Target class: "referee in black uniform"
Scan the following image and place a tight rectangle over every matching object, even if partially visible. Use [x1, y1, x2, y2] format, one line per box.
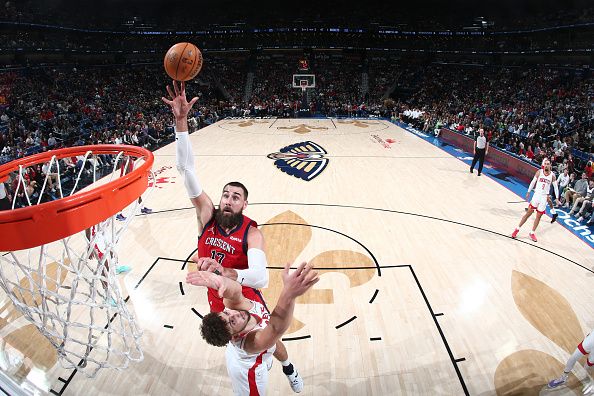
[470, 128, 488, 176]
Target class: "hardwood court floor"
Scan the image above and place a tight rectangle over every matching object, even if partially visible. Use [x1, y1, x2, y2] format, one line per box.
[1, 118, 593, 395]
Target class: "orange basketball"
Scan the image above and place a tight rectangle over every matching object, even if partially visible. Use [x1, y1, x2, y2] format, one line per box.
[163, 42, 203, 81]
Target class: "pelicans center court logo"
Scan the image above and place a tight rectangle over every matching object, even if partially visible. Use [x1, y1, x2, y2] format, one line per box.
[267, 141, 329, 181]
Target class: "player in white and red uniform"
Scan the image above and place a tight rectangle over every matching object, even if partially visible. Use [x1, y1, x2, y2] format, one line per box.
[186, 262, 319, 396]
[512, 158, 559, 242]
[85, 221, 129, 306]
[548, 331, 594, 393]
[225, 300, 276, 395]
[116, 155, 152, 222]
[162, 80, 303, 392]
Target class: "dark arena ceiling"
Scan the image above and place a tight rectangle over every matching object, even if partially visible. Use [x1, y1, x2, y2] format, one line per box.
[11, 0, 594, 29]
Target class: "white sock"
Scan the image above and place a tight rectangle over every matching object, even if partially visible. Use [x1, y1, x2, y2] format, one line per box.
[550, 208, 556, 215]
[563, 348, 583, 373]
[281, 359, 291, 367]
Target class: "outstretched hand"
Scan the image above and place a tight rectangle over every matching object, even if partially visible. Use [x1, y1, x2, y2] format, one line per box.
[161, 80, 198, 121]
[193, 256, 223, 275]
[281, 261, 319, 299]
[186, 271, 228, 298]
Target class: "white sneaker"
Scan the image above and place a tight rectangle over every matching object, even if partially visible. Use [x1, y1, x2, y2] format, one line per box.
[548, 374, 568, 388]
[584, 380, 594, 395]
[286, 369, 303, 393]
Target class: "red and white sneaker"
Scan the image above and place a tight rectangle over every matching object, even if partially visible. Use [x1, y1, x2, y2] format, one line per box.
[511, 229, 519, 239]
[529, 232, 537, 242]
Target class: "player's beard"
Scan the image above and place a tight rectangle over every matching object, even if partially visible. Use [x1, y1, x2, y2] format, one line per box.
[215, 207, 243, 230]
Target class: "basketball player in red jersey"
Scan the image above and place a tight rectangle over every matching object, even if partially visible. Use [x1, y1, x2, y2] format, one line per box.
[162, 81, 303, 393]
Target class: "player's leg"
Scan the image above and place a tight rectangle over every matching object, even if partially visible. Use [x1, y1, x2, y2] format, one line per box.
[549, 333, 594, 389]
[512, 206, 534, 238]
[547, 196, 558, 223]
[139, 196, 153, 214]
[225, 347, 252, 396]
[273, 341, 304, 393]
[112, 251, 131, 275]
[530, 211, 544, 242]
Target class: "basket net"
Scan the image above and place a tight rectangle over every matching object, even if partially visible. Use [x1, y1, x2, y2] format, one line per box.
[0, 148, 152, 377]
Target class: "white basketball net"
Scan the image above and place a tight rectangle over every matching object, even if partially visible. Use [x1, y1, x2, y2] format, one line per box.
[0, 150, 152, 377]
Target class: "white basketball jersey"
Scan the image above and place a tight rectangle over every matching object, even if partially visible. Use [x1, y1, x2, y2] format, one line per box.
[534, 169, 553, 196]
[228, 300, 274, 361]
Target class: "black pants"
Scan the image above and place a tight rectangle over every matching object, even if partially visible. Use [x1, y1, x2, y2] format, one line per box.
[471, 148, 486, 174]
[0, 197, 10, 211]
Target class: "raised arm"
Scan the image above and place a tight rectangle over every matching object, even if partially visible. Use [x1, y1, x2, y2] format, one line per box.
[162, 80, 215, 231]
[243, 262, 319, 354]
[186, 270, 252, 311]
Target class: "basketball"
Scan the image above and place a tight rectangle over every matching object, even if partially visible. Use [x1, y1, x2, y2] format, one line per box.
[163, 42, 203, 81]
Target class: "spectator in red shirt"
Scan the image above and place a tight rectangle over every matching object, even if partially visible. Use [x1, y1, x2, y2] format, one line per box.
[586, 160, 593, 179]
[526, 145, 534, 160]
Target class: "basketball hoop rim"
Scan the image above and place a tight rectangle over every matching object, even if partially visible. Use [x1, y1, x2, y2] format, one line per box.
[0, 145, 154, 251]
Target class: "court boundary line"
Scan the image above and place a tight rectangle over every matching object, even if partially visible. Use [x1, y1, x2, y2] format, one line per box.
[52, 254, 469, 396]
[145, 204, 592, 272]
[392, 120, 594, 250]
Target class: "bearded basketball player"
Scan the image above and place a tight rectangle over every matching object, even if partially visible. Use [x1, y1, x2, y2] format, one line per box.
[162, 80, 303, 393]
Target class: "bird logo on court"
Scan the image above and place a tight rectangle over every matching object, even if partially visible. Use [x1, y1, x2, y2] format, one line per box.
[277, 124, 329, 134]
[337, 120, 381, 128]
[228, 120, 270, 127]
[267, 141, 329, 181]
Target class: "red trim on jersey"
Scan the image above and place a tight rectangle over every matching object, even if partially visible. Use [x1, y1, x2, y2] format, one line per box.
[248, 351, 266, 395]
[578, 341, 588, 355]
[120, 159, 134, 177]
[528, 203, 546, 214]
[587, 358, 593, 367]
[91, 226, 104, 259]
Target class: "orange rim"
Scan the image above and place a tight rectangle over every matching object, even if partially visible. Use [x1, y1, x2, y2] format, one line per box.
[0, 145, 154, 251]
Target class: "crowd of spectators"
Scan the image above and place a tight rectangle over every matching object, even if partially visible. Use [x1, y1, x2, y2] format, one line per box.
[0, 57, 592, 228]
[394, 64, 593, 225]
